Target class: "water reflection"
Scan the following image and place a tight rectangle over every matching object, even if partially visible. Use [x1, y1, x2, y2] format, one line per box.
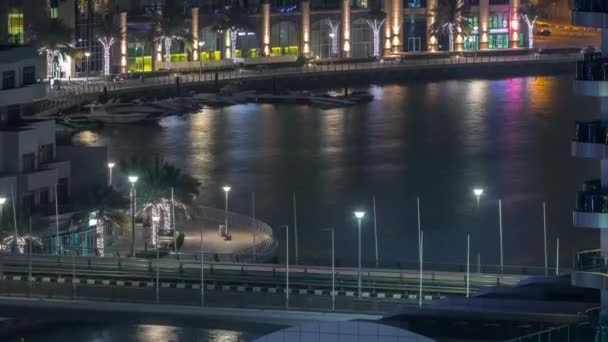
[72, 76, 600, 268]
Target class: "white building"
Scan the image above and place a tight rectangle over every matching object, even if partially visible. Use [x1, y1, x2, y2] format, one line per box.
[0, 45, 46, 120]
[0, 120, 70, 213]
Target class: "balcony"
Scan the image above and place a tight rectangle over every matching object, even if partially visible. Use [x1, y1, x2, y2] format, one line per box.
[572, 249, 608, 289]
[573, 0, 608, 28]
[0, 83, 46, 107]
[572, 121, 608, 159]
[574, 55, 608, 96]
[574, 184, 608, 228]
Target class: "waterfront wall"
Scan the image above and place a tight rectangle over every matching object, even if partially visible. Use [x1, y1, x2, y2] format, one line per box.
[112, 58, 576, 101]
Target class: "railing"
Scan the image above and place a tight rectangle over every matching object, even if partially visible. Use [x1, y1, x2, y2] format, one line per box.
[195, 206, 277, 262]
[574, 0, 608, 13]
[575, 249, 608, 273]
[574, 121, 608, 144]
[39, 51, 580, 116]
[575, 190, 608, 213]
[576, 52, 608, 81]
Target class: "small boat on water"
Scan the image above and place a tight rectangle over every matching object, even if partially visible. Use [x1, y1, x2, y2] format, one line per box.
[58, 114, 101, 129]
[87, 112, 153, 124]
[192, 93, 237, 107]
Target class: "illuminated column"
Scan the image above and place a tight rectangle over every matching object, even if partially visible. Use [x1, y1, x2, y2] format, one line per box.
[383, 0, 392, 55]
[155, 10, 163, 64]
[479, 0, 489, 49]
[341, 0, 351, 58]
[426, 0, 437, 52]
[509, 0, 520, 48]
[301, 0, 311, 57]
[391, 0, 403, 53]
[262, 0, 271, 56]
[192, 7, 199, 61]
[120, 12, 127, 74]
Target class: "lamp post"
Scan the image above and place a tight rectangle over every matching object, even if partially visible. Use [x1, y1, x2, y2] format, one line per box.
[0, 197, 5, 232]
[84, 51, 91, 84]
[279, 225, 289, 309]
[128, 176, 138, 256]
[329, 32, 336, 58]
[153, 215, 160, 304]
[200, 217, 205, 306]
[473, 188, 484, 208]
[198, 41, 205, 81]
[107, 162, 115, 188]
[354, 211, 365, 297]
[322, 228, 335, 311]
[222, 186, 231, 237]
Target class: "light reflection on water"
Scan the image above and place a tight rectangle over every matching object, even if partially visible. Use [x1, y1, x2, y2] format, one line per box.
[15, 324, 251, 342]
[72, 76, 600, 268]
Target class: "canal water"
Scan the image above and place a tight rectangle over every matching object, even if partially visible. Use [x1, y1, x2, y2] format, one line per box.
[74, 75, 598, 269]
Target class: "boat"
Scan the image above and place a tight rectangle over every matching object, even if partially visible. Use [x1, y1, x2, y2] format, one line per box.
[192, 93, 237, 107]
[349, 91, 374, 103]
[58, 114, 101, 129]
[87, 111, 153, 124]
[311, 96, 357, 109]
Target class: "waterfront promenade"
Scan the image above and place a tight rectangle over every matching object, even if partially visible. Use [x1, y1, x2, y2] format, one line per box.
[39, 50, 581, 116]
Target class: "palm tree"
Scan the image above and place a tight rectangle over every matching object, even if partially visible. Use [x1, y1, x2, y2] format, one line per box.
[76, 185, 128, 256]
[519, 2, 545, 49]
[151, 4, 191, 70]
[428, 0, 472, 52]
[366, 3, 386, 58]
[213, 5, 253, 62]
[29, 14, 74, 80]
[120, 156, 200, 251]
[96, 15, 120, 76]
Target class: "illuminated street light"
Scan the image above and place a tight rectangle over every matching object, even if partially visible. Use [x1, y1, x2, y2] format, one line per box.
[354, 211, 365, 297]
[0, 196, 5, 232]
[84, 51, 91, 84]
[129, 176, 138, 256]
[107, 162, 115, 187]
[473, 187, 483, 208]
[223, 186, 231, 237]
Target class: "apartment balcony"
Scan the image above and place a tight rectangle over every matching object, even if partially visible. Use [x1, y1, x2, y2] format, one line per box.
[574, 57, 608, 97]
[0, 83, 46, 107]
[574, 184, 608, 228]
[572, 120, 608, 159]
[573, 0, 608, 28]
[572, 249, 607, 289]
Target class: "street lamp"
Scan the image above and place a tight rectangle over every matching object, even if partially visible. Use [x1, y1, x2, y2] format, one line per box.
[107, 162, 115, 188]
[329, 32, 336, 58]
[152, 215, 160, 304]
[354, 211, 365, 297]
[128, 176, 138, 256]
[222, 186, 231, 237]
[473, 187, 484, 208]
[322, 228, 335, 311]
[279, 225, 289, 309]
[0, 197, 5, 231]
[198, 41, 205, 81]
[84, 51, 91, 84]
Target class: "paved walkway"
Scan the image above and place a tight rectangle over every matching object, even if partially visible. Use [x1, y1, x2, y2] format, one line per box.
[110, 207, 274, 261]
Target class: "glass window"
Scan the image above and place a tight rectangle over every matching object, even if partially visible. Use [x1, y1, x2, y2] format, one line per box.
[51, 7, 59, 18]
[489, 33, 509, 49]
[38, 187, 50, 206]
[489, 12, 509, 29]
[3, 71, 15, 89]
[464, 35, 479, 50]
[22, 153, 35, 172]
[38, 144, 54, 164]
[7, 9, 23, 44]
[23, 66, 35, 86]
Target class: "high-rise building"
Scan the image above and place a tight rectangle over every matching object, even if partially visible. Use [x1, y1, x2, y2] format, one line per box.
[570, 0, 608, 340]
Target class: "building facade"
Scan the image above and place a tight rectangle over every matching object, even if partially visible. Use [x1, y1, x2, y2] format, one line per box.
[570, 0, 608, 340]
[0, 46, 46, 122]
[0, 0, 542, 76]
